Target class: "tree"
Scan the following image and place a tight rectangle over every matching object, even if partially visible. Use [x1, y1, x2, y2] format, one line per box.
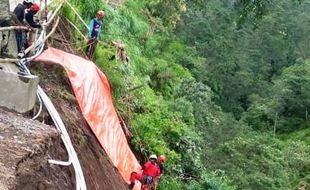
[209, 133, 292, 190]
[147, 0, 186, 30]
[234, 0, 304, 26]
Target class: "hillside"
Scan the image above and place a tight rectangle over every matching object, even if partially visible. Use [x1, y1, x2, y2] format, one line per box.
[1, 0, 309, 190]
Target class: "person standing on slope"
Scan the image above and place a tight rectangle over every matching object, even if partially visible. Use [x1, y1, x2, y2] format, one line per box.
[128, 154, 161, 190]
[86, 10, 105, 60]
[151, 155, 166, 190]
[13, 0, 34, 52]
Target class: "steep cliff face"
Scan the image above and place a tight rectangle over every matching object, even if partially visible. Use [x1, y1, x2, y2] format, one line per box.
[31, 63, 129, 190]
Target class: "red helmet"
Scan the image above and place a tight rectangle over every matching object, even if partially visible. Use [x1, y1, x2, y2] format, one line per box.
[30, 3, 40, 13]
[97, 10, 106, 18]
[159, 155, 166, 163]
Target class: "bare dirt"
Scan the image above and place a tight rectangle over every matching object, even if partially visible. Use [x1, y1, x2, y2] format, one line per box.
[0, 109, 73, 190]
[31, 63, 129, 190]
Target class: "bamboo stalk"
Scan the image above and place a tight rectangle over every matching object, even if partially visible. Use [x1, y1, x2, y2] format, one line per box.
[64, 17, 88, 42]
[23, 16, 60, 55]
[0, 26, 29, 32]
[43, 17, 60, 42]
[44, 4, 63, 27]
[64, 0, 89, 29]
[0, 58, 19, 63]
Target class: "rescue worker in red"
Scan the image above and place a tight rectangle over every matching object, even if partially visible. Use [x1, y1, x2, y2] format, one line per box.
[152, 155, 166, 190]
[158, 155, 166, 174]
[128, 154, 161, 190]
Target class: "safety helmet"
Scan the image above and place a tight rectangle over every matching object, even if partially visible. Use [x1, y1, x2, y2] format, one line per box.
[24, 0, 34, 4]
[158, 155, 166, 163]
[149, 154, 157, 160]
[97, 10, 106, 18]
[30, 3, 40, 13]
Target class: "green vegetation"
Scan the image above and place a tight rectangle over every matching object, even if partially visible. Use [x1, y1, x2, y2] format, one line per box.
[63, 0, 310, 189]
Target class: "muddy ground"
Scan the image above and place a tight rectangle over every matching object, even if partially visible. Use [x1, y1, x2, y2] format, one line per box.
[0, 109, 73, 190]
[31, 63, 129, 190]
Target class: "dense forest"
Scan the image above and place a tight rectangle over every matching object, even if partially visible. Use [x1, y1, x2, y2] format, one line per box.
[63, 0, 310, 189]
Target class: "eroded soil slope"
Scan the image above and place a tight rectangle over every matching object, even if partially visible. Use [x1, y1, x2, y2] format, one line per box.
[0, 109, 73, 190]
[31, 63, 128, 190]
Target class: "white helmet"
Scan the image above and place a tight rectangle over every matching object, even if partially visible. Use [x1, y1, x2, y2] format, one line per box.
[24, 0, 34, 3]
[149, 154, 157, 160]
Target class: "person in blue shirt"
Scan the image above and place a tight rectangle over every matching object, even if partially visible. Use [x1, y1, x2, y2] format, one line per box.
[86, 10, 105, 60]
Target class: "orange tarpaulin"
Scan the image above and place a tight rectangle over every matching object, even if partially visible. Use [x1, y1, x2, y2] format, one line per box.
[35, 48, 141, 188]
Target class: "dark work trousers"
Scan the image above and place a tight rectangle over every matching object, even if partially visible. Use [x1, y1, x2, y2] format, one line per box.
[15, 30, 27, 53]
[86, 38, 98, 60]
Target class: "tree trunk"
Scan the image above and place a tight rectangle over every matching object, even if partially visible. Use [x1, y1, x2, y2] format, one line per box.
[273, 112, 278, 137]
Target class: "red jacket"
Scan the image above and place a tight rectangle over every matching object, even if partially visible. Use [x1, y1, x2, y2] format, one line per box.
[143, 161, 160, 177]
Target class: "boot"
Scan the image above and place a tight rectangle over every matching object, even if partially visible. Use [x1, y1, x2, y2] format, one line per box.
[128, 183, 134, 190]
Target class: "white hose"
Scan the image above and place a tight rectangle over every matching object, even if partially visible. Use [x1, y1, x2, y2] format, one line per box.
[32, 92, 42, 120]
[37, 86, 87, 190]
